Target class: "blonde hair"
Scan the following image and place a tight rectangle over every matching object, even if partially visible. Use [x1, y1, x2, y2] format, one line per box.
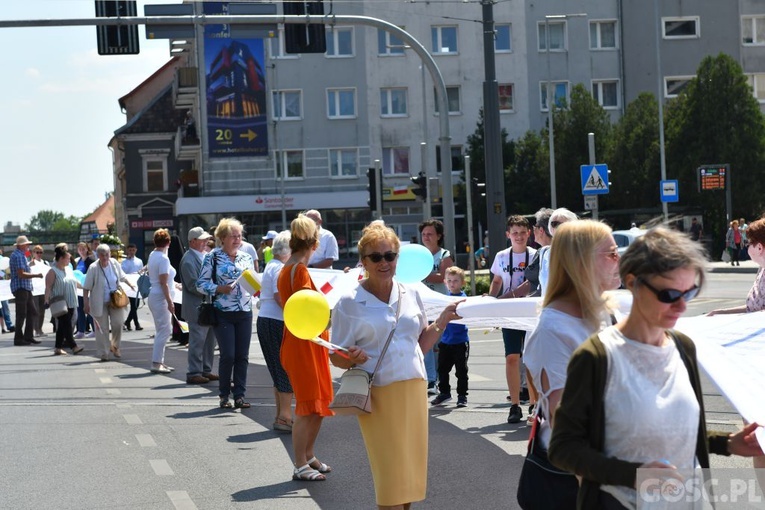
[289, 214, 319, 253]
[445, 265, 465, 281]
[214, 218, 243, 241]
[543, 220, 615, 329]
[358, 222, 400, 258]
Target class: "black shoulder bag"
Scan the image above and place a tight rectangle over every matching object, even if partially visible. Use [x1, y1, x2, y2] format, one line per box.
[197, 252, 218, 327]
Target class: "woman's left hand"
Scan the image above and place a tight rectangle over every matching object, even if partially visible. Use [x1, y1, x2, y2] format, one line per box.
[347, 345, 369, 365]
[728, 422, 764, 457]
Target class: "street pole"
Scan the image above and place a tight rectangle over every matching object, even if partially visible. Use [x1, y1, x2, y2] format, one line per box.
[481, 0, 507, 272]
[421, 61, 432, 221]
[421, 142, 431, 221]
[654, 0, 669, 223]
[546, 16, 556, 209]
[588, 132, 598, 220]
[465, 154, 476, 296]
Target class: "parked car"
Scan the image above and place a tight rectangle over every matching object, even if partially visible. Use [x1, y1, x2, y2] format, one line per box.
[612, 227, 647, 256]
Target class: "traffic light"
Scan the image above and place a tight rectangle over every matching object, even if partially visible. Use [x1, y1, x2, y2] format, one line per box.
[367, 167, 382, 213]
[284, 1, 327, 54]
[411, 172, 427, 201]
[95, 1, 140, 55]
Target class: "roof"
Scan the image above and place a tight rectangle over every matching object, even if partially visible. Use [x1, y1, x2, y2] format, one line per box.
[114, 84, 186, 136]
[81, 195, 115, 232]
[118, 56, 181, 111]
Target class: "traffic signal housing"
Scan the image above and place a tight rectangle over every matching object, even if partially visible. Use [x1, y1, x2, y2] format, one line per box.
[284, 1, 327, 54]
[367, 167, 382, 213]
[411, 172, 427, 201]
[95, 0, 140, 55]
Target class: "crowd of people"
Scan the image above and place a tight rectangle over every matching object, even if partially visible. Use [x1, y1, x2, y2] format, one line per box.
[4, 209, 764, 509]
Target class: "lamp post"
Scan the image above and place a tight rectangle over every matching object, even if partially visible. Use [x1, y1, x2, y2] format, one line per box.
[545, 13, 586, 209]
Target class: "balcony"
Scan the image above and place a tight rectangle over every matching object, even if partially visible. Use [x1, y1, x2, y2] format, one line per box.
[175, 126, 201, 162]
[173, 67, 198, 109]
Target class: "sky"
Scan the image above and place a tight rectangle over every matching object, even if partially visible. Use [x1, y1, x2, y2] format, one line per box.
[0, 0, 174, 229]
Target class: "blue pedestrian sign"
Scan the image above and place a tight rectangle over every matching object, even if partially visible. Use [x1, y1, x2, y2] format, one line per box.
[660, 180, 679, 203]
[580, 164, 609, 195]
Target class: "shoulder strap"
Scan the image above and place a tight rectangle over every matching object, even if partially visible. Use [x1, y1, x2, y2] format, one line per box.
[369, 283, 403, 385]
[290, 262, 301, 288]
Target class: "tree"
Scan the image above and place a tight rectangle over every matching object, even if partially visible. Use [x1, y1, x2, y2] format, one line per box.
[666, 53, 765, 240]
[551, 84, 613, 211]
[507, 130, 549, 214]
[26, 210, 65, 232]
[605, 92, 662, 210]
[51, 215, 82, 233]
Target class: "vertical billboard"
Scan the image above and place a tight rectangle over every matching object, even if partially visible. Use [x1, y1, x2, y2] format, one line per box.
[204, 2, 268, 158]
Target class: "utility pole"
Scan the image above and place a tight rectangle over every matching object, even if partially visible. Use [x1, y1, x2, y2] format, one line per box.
[481, 0, 507, 270]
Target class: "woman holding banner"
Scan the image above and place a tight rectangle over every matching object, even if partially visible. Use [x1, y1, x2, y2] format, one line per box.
[330, 222, 461, 508]
[548, 227, 763, 509]
[197, 218, 255, 409]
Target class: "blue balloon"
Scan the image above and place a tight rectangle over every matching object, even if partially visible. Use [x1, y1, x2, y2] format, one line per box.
[73, 270, 86, 285]
[396, 244, 433, 283]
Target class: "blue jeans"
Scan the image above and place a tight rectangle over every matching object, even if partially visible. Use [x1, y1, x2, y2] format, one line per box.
[214, 310, 252, 400]
[1, 301, 12, 329]
[424, 348, 437, 384]
[77, 296, 93, 333]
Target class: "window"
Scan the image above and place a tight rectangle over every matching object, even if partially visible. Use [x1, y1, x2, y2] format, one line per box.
[275, 150, 305, 180]
[268, 26, 298, 59]
[326, 26, 353, 57]
[382, 147, 410, 175]
[431, 26, 458, 54]
[538, 21, 566, 51]
[327, 88, 356, 119]
[378, 28, 406, 55]
[664, 76, 694, 98]
[380, 88, 408, 117]
[434, 86, 461, 114]
[592, 80, 619, 108]
[435, 146, 464, 173]
[540, 81, 569, 110]
[747, 74, 765, 102]
[495, 24, 512, 52]
[499, 84, 514, 112]
[663, 17, 700, 39]
[590, 20, 617, 49]
[272, 90, 302, 120]
[742, 16, 765, 45]
[329, 149, 358, 177]
[140, 153, 168, 193]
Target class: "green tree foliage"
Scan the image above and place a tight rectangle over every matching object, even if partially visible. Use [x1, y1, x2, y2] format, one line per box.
[605, 92, 662, 210]
[552, 84, 613, 210]
[463, 108, 515, 231]
[26, 210, 65, 232]
[507, 130, 549, 214]
[666, 53, 765, 237]
[50, 216, 82, 232]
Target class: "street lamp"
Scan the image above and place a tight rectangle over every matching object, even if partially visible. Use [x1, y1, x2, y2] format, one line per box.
[544, 13, 586, 209]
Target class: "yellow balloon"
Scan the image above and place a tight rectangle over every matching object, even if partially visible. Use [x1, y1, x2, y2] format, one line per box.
[283, 289, 330, 340]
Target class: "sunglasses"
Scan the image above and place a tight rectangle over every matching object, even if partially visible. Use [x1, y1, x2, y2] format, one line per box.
[599, 250, 620, 261]
[638, 277, 699, 304]
[34, 251, 43, 254]
[364, 251, 398, 263]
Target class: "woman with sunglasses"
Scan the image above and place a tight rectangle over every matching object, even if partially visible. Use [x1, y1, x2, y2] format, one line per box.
[331, 222, 461, 509]
[278, 213, 335, 482]
[548, 227, 762, 509]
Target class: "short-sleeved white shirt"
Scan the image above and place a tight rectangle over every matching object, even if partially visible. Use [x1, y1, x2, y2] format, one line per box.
[490, 246, 536, 294]
[309, 227, 339, 267]
[331, 282, 428, 387]
[258, 259, 284, 320]
[538, 246, 551, 297]
[148, 249, 176, 298]
[523, 307, 600, 447]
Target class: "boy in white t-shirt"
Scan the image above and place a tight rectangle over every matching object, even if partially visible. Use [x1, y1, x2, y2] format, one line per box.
[489, 215, 536, 424]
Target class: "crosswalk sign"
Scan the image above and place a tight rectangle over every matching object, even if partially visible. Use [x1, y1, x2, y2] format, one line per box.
[580, 164, 609, 195]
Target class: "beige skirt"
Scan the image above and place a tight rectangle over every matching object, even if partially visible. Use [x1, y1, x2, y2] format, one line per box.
[358, 378, 428, 506]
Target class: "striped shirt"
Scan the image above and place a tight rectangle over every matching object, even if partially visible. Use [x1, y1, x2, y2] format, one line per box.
[10, 249, 32, 293]
[50, 265, 78, 309]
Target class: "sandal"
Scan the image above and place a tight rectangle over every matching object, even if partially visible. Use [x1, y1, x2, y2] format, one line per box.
[219, 398, 233, 409]
[307, 457, 332, 474]
[234, 398, 251, 409]
[273, 418, 293, 432]
[292, 464, 326, 481]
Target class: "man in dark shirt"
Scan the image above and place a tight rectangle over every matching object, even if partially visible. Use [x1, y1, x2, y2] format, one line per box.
[10, 236, 44, 345]
[689, 217, 703, 242]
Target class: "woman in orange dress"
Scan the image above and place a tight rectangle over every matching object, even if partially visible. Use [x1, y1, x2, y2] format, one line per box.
[278, 213, 335, 481]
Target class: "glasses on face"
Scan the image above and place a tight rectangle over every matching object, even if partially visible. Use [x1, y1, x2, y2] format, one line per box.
[550, 220, 562, 229]
[599, 250, 620, 261]
[34, 251, 43, 255]
[638, 277, 699, 304]
[364, 251, 398, 263]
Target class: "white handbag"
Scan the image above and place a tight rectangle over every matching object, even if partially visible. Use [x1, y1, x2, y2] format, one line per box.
[49, 296, 68, 318]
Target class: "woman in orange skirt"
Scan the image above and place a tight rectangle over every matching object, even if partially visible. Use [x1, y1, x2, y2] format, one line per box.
[278, 213, 335, 481]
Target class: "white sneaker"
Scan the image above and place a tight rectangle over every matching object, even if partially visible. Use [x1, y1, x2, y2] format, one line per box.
[75, 332, 85, 339]
[86, 332, 95, 338]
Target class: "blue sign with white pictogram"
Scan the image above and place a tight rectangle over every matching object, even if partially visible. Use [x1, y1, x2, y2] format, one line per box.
[580, 164, 609, 195]
[660, 180, 679, 203]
